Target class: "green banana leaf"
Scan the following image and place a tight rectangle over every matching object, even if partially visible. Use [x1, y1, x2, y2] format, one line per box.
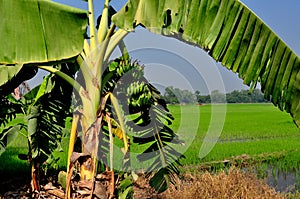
[0, 124, 24, 156]
[0, 0, 88, 64]
[0, 65, 23, 86]
[112, 0, 300, 127]
[0, 0, 88, 91]
[25, 63, 75, 161]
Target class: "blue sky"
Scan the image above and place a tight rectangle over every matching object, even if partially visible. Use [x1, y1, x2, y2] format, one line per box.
[31, 0, 300, 94]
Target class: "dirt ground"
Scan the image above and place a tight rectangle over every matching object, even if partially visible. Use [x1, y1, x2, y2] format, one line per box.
[1, 167, 298, 199]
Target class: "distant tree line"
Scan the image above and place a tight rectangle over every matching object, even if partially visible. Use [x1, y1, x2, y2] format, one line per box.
[162, 86, 267, 104]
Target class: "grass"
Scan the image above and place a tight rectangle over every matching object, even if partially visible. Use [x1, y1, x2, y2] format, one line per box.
[167, 103, 300, 169]
[0, 133, 29, 174]
[170, 103, 300, 139]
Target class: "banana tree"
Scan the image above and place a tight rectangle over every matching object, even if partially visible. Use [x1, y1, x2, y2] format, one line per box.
[1, 0, 181, 197]
[1, 0, 300, 197]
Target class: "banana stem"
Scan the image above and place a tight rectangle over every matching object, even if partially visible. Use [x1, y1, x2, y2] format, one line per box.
[97, 0, 109, 43]
[38, 66, 82, 93]
[66, 113, 80, 199]
[104, 28, 128, 62]
[88, 0, 97, 49]
[107, 113, 115, 198]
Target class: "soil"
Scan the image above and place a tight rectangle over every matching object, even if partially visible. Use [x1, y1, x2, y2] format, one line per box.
[0, 167, 298, 199]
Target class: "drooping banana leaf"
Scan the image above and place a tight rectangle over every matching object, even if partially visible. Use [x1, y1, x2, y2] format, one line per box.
[0, 124, 24, 156]
[0, 65, 37, 97]
[0, 0, 88, 65]
[0, 0, 88, 92]
[26, 63, 75, 163]
[112, 0, 300, 127]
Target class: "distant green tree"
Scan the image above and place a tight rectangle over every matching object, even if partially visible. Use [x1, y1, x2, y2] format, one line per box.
[226, 90, 241, 103]
[226, 89, 266, 103]
[164, 86, 179, 104]
[164, 86, 197, 104]
[210, 90, 226, 103]
[179, 89, 197, 104]
[251, 89, 266, 103]
[195, 90, 210, 104]
[195, 89, 266, 104]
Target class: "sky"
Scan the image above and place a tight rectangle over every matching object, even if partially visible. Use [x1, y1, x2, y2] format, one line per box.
[29, 0, 300, 94]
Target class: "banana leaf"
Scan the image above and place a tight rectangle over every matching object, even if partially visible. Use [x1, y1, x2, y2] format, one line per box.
[0, 0, 88, 92]
[0, 0, 87, 64]
[112, 0, 300, 127]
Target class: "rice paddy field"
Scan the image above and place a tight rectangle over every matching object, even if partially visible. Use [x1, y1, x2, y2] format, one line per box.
[168, 103, 300, 165]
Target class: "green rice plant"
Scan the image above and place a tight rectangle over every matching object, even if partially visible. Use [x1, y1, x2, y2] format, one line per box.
[167, 104, 300, 169]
